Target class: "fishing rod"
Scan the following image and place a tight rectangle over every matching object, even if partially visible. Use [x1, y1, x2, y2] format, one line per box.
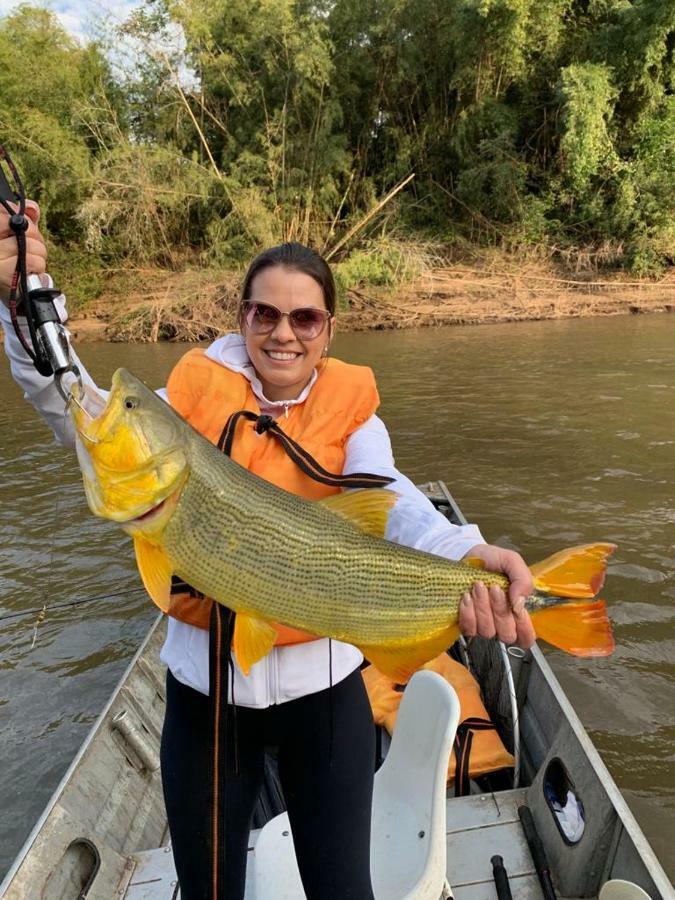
[0, 143, 81, 399]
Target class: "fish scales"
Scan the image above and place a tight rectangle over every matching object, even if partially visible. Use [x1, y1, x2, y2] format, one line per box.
[159, 431, 507, 645]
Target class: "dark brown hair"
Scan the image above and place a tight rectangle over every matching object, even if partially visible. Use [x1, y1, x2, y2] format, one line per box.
[239, 242, 337, 316]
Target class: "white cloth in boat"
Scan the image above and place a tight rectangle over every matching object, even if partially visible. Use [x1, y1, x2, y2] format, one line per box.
[2, 302, 485, 707]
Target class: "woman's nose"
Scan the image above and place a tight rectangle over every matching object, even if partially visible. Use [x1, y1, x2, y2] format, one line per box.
[270, 313, 296, 341]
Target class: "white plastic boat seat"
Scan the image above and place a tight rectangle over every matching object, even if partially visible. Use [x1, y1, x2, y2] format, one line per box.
[370, 670, 460, 899]
[599, 881, 654, 900]
[246, 670, 460, 900]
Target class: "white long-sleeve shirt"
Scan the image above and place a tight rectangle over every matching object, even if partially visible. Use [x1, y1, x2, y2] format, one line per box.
[2, 297, 484, 706]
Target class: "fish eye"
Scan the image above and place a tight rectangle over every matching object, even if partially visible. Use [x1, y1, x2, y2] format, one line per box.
[124, 396, 138, 410]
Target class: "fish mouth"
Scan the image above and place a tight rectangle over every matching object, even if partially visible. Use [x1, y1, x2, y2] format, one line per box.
[130, 495, 171, 524]
[120, 479, 186, 531]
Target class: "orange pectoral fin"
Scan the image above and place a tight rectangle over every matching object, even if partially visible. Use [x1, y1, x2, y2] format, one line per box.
[531, 598, 615, 657]
[530, 543, 617, 599]
[133, 535, 173, 612]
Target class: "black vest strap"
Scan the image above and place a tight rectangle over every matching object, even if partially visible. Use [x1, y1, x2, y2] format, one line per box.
[209, 602, 236, 898]
[453, 716, 498, 797]
[217, 409, 395, 490]
[170, 575, 203, 598]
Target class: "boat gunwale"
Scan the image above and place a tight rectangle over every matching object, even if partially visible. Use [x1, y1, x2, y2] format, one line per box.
[0, 614, 164, 896]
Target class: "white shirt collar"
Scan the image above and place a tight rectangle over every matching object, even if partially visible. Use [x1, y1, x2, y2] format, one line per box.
[204, 332, 318, 410]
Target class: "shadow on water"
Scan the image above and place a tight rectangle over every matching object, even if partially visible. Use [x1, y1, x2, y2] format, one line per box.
[0, 316, 673, 879]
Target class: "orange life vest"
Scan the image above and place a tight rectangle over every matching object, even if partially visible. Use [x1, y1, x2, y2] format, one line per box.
[362, 653, 515, 786]
[165, 347, 381, 642]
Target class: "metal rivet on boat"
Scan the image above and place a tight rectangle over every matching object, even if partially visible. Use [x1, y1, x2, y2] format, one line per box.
[282, 830, 289, 837]
[170, 881, 177, 887]
[164, 845, 172, 852]
[418, 831, 425, 838]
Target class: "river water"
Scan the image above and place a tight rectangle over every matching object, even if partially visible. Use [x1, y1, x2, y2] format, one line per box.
[1, 314, 674, 882]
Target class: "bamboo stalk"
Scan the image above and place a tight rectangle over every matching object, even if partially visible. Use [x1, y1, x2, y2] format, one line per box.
[322, 171, 355, 253]
[324, 173, 415, 262]
[161, 55, 221, 181]
[155, 51, 255, 243]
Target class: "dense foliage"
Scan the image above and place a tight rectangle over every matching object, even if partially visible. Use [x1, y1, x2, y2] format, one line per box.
[0, 0, 673, 274]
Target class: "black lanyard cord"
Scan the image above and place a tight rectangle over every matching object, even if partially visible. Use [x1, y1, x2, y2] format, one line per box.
[218, 409, 395, 490]
[0, 143, 79, 387]
[0, 144, 38, 363]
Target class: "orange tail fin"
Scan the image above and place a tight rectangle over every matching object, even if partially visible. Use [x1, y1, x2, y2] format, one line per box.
[530, 543, 616, 599]
[531, 599, 615, 657]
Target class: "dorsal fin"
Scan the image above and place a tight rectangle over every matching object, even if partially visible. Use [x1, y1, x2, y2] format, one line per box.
[319, 488, 398, 538]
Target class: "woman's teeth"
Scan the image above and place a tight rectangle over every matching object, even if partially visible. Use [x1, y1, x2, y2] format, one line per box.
[265, 350, 300, 360]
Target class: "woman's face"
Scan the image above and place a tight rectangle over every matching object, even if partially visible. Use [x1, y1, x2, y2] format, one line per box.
[242, 265, 335, 402]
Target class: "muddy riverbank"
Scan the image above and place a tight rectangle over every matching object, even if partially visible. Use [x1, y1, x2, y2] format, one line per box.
[53, 261, 675, 342]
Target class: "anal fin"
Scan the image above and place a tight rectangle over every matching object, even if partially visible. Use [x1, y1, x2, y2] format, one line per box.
[358, 623, 461, 683]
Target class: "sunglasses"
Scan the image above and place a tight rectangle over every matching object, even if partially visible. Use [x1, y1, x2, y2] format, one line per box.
[242, 300, 331, 341]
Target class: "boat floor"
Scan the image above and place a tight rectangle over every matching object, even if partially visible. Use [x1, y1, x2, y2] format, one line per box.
[124, 788, 586, 899]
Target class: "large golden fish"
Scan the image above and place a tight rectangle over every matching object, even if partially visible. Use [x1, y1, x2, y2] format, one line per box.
[70, 369, 615, 680]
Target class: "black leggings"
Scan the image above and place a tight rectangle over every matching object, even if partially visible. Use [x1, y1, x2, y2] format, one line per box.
[160, 668, 376, 900]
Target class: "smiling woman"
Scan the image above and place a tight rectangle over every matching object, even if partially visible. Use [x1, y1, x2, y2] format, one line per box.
[238, 244, 337, 401]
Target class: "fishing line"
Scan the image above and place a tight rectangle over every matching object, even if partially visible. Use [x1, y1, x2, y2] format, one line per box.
[458, 636, 525, 793]
[0, 586, 146, 625]
[30, 406, 69, 648]
[27, 404, 79, 646]
[503, 643, 525, 789]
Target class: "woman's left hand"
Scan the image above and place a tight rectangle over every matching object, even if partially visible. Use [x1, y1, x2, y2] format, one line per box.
[458, 544, 536, 648]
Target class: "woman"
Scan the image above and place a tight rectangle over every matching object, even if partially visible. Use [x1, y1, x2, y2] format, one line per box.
[1, 203, 535, 899]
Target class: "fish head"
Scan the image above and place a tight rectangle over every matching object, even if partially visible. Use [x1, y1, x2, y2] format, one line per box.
[70, 369, 189, 532]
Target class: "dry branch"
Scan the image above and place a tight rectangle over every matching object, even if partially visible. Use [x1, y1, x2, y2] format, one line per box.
[324, 173, 416, 262]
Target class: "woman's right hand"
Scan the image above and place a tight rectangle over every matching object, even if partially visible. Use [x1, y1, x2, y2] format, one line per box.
[0, 200, 47, 305]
